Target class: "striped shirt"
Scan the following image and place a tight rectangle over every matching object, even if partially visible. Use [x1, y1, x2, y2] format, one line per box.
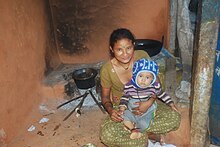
[119, 81, 173, 108]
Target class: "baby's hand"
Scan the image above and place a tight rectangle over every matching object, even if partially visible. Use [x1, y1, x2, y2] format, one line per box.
[169, 103, 180, 113]
[150, 94, 157, 100]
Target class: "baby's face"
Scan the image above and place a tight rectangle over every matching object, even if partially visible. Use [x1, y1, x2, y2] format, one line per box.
[136, 72, 154, 88]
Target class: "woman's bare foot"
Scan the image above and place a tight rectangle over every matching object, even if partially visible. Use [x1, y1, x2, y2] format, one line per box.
[130, 129, 142, 139]
[148, 132, 166, 145]
[160, 134, 166, 145]
[148, 132, 160, 142]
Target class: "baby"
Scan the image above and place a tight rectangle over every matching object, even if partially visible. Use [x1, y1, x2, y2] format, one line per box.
[119, 58, 178, 140]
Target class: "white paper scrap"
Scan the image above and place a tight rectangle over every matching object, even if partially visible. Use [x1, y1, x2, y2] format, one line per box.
[39, 117, 49, 123]
[27, 125, 36, 132]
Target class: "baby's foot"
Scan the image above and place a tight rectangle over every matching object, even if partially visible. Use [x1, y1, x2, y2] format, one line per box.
[130, 129, 142, 139]
[123, 126, 131, 133]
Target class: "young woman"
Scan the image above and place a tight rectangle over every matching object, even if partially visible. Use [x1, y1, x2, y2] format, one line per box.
[100, 28, 180, 147]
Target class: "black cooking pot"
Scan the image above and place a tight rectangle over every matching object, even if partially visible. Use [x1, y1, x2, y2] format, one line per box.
[72, 68, 97, 89]
[134, 36, 164, 57]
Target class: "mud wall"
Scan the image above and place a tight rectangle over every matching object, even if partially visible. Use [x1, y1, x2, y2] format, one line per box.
[0, 0, 59, 142]
[0, 0, 169, 143]
[50, 0, 169, 64]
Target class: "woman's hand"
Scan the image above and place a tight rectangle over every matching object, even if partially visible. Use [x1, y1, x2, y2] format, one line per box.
[101, 87, 123, 122]
[110, 109, 124, 122]
[132, 94, 156, 116]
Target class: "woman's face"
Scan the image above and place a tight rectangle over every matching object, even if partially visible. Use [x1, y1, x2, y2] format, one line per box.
[111, 38, 134, 64]
[136, 72, 154, 88]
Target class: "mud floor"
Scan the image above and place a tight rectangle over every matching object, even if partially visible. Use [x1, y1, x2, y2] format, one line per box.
[8, 104, 190, 147]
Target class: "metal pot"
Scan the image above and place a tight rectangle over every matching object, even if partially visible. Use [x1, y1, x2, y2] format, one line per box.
[72, 68, 97, 89]
[134, 36, 164, 57]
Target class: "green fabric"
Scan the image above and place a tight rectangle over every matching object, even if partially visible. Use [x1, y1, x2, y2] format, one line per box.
[100, 102, 181, 147]
[148, 100, 181, 134]
[100, 50, 150, 105]
[100, 117, 147, 147]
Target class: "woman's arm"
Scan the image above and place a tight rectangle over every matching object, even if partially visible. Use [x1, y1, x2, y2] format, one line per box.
[101, 86, 113, 114]
[101, 86, 123, 122]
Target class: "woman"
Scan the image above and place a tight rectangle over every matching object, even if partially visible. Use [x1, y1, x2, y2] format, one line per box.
[100, 28, 180, 147]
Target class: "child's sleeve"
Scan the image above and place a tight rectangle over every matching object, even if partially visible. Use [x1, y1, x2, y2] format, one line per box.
[119, 84, 131, 108]
[154, 82, 173, 104]
[119, 94, 129, 109]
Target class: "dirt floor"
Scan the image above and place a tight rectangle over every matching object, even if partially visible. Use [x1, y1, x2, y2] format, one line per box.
[9, 106, 107, 147]
[6, 63, 192, 147]
[8, 103, 190, 147]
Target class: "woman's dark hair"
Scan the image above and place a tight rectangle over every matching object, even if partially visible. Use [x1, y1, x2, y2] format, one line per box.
[109, 28, 135, 48]
[109, 28, 135, 57]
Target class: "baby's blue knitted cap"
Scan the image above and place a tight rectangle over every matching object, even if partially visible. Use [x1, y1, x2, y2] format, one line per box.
[131, 58, 159, 88]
